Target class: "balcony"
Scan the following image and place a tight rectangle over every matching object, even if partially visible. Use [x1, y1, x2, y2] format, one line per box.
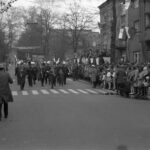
[116, 40, 126, 49]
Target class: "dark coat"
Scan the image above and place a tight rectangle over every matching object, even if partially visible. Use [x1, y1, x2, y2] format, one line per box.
[0, 71, 13, 102]
[116, 68, 127, 84]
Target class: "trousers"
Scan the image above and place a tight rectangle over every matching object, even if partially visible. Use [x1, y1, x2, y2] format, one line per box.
[0, 101, 8, 119]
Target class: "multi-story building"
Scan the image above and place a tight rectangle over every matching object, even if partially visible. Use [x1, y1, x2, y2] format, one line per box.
[98, 0, 113, 57]
[115, 0, 130, 63]
[127, 0, 150, 63]
[127, 0, 141, 63]
[139, 0, 150, 63]
[99, 0, 150, 64]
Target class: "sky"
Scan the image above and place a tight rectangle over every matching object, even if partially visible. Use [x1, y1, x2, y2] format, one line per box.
[12, 0, 107, 31]
[13, 0, 107, 9]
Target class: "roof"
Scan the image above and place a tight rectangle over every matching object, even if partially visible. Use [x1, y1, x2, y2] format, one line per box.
[98, 0, 110, 9]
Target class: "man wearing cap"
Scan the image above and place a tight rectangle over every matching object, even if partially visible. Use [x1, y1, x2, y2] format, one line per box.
[0, 64, 13, 121]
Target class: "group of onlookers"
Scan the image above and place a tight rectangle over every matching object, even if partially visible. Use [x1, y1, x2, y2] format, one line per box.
[70, 63, 150, 99]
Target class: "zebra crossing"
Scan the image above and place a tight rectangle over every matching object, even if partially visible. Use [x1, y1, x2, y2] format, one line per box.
[11, 88, 108, 96]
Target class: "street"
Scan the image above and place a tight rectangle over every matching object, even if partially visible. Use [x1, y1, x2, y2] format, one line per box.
[0, 75, 150, 150]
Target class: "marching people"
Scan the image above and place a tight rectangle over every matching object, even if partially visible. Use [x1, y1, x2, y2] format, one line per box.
[0, 64, 13, 121]
[15, 64, 21, 85]
[27, 62, 33, 87]
[19, 65, 26, 90]
[90, 65, 97, 88]
[39, 66, 45, 87]
[48, 67, 55, 89]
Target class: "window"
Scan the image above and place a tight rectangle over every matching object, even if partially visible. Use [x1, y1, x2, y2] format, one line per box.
[131, 0, 139, 8]
[134, 20, 140, 32]
[145, 13, 150, 29]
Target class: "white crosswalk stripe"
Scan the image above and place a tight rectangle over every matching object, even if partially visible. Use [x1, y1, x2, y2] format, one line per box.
[50, 89, 59, 94]
[12, 91, 18, 96]
[11, 88, 103, 96]
[77, 89, 89, 94]
[41, 89, 49, 94]
[32, 90, 39, 95]
[85, 89, 98, 94]
[68, 89, 79, 94]
[59, 89, 69, 94]
[22, 91, 29, 95]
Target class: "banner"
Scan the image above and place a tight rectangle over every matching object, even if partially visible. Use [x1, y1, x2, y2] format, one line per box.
[56, 58, 60, 64]
[103, 57, 110, 63]
[125, 26, 131, 39]
[96, 57, 99, 65]
[77, 58, 80, 64]
[82, 57, 86, 64]
[118, 28, 124, 39]
[90, 58, 94, 64]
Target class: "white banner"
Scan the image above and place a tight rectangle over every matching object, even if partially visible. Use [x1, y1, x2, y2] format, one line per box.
[125, 26, 131, 39]
[56, 58, 60, 64]
[96, 57, 99, 65]
[82, 57, 86, 64]
[90, 58, 94, 64]
[118, 28, 124, 39]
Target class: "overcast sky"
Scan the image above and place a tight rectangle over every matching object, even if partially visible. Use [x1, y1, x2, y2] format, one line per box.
[12, 0, 107, 31]
[13, 0, 106, 7]
[13, 0, 106, 13]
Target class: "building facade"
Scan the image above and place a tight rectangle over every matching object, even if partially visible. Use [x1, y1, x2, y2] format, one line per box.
[115, 0, 130, 63]
[98, 0, 113, 57]
[99, 0, 150, 64]
[139, 0, 150, 62]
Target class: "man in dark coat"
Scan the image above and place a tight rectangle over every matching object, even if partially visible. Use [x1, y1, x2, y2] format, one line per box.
[0, 64, 13, 121]
[19, 66, 26, 90]
[27, 65, 33, 87]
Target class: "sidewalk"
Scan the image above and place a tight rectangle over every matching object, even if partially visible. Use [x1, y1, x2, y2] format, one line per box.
[78, 79, 117, 95]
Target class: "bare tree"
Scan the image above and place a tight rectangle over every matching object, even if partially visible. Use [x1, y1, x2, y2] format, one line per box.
[0, 6, 26, 62]
[65, 1, 93, 53]
[3, 7, 26, 49]
[33, 0, 59, 59]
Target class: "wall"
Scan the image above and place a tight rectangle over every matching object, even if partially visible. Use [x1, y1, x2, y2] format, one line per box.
[99, 0, 113, 56]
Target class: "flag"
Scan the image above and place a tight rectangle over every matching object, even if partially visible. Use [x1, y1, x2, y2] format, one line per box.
[125, 26, 131, 39]
[90, 58, 94, 64]
[118, 28, 124, 39]
[96, 57, 99, 65]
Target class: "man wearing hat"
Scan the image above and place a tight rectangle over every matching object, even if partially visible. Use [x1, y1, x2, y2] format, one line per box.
[0, 63, 13, 121]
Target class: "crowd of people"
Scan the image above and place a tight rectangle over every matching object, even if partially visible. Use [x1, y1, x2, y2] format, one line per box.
[70, 63, 150, 99]
[1, 58, 150, 121]
[15, 61, 69, 90]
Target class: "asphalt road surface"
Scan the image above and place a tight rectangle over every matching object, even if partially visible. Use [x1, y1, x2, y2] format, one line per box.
[0, 68, 150, 150]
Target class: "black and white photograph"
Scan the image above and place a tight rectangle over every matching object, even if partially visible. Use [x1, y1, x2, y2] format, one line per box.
[0, 0, 150, 150]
